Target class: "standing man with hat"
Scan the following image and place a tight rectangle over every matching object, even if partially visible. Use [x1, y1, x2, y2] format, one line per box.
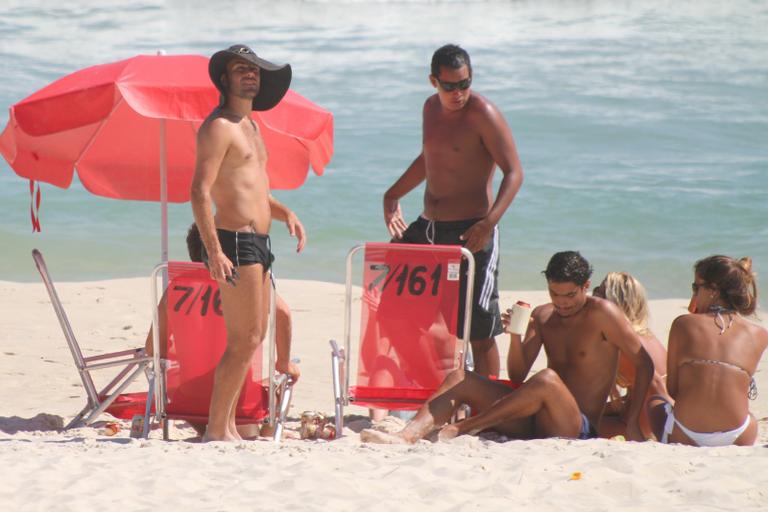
[192, 44, 303, 442]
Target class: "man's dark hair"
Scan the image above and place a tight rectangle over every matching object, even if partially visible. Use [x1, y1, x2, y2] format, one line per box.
[431, 44, 472, 78]
[543, 251, 593, 286]
[186, 223, 203, 262]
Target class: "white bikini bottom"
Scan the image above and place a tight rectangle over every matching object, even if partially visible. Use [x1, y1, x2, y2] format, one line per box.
[661, 402, 750, 447]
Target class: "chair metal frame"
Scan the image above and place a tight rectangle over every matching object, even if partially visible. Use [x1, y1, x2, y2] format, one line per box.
[32, 249, 155, 433]
[329, 243, 475, 438]
[150, 262, 294, 443]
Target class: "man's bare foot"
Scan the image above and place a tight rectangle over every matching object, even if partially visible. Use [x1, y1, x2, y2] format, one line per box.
[227, 422, 243, 441]
[437, 424, 461, 442]
[360, 428, 411, 444]
[201, 430, 238, 442]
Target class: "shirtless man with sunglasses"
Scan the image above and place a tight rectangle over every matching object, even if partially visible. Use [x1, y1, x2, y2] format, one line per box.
[383, 44, 524, 377]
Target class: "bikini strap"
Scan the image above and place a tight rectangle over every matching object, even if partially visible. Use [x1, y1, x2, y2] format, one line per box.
[683, 359, 757, 399]
[708, 305, 735, 335]
[684, 358, 750, 375]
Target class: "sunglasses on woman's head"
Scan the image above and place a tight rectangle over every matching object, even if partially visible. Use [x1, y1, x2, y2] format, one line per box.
[437, 77, 472, 92]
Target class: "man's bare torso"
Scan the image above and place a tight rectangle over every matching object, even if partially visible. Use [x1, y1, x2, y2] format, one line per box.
[534, 298, 620, 425]
[206, 110, 271, 233]
[422, 93, 496, 221]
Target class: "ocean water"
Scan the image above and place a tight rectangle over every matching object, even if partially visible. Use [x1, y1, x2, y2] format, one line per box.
[0, 0, 766, 300]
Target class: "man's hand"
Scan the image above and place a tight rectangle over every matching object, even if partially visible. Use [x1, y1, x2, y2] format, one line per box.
[284, 212, 306, 253]
[501, 308, 511, 331]
[384, 197, 407, 239]
[276, 359, 301, 382]
[207, 251, 236, 285]
[460, 218, 494, 253]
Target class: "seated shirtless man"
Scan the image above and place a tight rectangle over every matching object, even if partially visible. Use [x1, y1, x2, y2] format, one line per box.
[361, 251, 654, 443]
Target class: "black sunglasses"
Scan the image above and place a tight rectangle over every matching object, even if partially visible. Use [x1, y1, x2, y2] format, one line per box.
[437, 77, 472, 92]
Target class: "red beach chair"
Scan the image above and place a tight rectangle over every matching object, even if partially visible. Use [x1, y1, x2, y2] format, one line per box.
[32, 249, 155, 430]
[150, 262, 293, 441]
[329, 243, 475, 438]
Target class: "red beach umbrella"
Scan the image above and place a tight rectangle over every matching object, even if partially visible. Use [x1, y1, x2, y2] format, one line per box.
[0, 53, 333, 258]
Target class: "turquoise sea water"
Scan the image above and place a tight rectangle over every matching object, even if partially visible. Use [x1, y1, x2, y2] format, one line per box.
[0, 0, 766, 300]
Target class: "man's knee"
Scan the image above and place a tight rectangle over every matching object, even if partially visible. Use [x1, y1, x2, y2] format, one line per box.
[226, 328, 266, 358]
[530, 368, 565, 390]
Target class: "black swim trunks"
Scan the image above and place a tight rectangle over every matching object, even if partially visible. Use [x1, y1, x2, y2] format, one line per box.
[397, 216, 503, 341]
[201, 229, 275, 269]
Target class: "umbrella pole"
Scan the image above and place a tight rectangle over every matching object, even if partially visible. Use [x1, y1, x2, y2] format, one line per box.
[157, 50, 169, 290]
[160, 118, 169, 290]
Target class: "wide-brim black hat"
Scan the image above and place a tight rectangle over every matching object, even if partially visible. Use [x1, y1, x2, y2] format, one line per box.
[208, 44, 292, 111]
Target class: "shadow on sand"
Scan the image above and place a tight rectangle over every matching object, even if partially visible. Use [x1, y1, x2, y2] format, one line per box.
[0, 413, 65, 434]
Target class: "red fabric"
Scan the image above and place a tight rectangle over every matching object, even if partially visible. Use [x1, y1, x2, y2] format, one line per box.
[0, 54, 333, 202]
[103, 392, 153, 420]
[488, 376, 521, 390]
[349, 386, 436, 411]
[163, 262, 268, 421]
[354, 243, 464, 406]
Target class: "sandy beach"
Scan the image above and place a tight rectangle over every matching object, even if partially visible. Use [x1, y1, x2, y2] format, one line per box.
[1, 276, 766, 511]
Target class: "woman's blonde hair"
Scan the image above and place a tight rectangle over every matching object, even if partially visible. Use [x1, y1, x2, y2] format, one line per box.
[603, 272, 651, 336]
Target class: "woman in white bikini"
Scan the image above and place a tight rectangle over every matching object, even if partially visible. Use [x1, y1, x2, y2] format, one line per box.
[649, 255, 767, 446]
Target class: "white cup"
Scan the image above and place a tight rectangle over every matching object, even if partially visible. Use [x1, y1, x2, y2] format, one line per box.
[506, 301, 532, 335]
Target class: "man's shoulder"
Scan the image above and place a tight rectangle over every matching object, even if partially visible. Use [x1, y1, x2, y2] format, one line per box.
[532, 303, 555, 321]
[201, 109, 233, 128]
[423, 94, 440, 111]
[198, 111, 235, 139]
[466, 92, 499, 116]
[588, 296, 623, 321]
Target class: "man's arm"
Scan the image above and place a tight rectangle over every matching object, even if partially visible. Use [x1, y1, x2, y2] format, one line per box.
[383, 152, 427, 239]
[274, 295, 300, 381]
[269, 195, 306, 253]
[460, 101, 524, 252]
[602, 302, 655, 441]
[504, 308, 543, 383]
[191, 120, 232, 284]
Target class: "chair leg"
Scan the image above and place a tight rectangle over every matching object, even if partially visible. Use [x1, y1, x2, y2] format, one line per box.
[330, 340, 345, 439]
[81, 364, 148, 426]
[141, 371, 155, 439]
[273, 379, 294, 444]
[65, 405, 92, 430]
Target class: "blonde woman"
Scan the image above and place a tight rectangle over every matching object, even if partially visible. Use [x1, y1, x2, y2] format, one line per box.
[593, 272, 667, 438]
[649, 256, 767, 446]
